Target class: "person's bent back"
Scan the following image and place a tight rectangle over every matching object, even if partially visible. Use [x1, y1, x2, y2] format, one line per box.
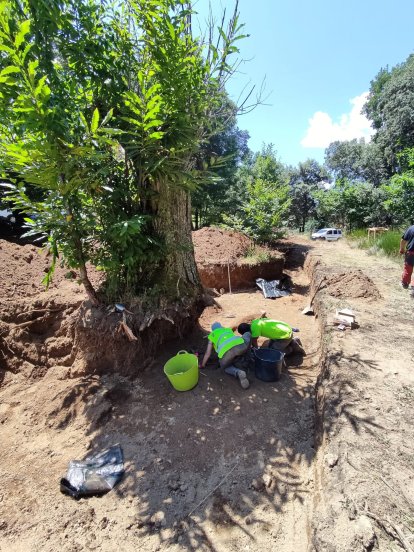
[238, 318, 305, 356]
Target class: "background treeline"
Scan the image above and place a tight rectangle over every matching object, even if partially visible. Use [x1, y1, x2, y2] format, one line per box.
[194, 53, 414, 240]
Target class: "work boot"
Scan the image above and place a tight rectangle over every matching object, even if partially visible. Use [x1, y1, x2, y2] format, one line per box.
[292, 338, 306, 356]
[237, 370, 250, 389]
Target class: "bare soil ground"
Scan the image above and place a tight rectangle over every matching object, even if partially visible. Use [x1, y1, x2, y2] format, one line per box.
[308, 239, 414, 551]
[1, 235, 413, 552]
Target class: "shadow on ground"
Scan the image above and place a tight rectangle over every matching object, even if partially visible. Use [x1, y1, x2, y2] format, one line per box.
[47, 317, 318, 550]
[317, 350, 386, 442]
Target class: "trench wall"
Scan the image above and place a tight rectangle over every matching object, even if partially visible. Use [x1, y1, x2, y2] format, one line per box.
[197, 258, 285, 291]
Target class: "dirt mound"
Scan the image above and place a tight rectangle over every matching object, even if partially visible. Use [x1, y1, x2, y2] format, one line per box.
[326, 269, 381, 299]
[193, 227, 252, 265]
[0, 239, 101, 301]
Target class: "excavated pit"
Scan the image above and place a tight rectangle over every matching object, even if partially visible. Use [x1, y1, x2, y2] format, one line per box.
[193, 227, 285, 291]
[0, 236, 337, 552]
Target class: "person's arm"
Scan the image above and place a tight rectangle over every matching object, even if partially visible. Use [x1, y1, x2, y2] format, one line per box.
[400, 238, 407, 255]
[201, 341, 213, 368]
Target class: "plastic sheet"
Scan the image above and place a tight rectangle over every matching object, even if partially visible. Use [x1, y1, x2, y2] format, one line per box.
[256, 278, 291, 299]
[60, 445, 124, 499]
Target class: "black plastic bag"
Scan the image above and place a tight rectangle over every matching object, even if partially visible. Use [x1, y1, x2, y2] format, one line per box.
[60, 445, 124, 499]
[256, 278, 291, 299]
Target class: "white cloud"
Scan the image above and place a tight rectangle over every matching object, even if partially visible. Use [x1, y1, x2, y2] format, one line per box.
[301, 92, 375, 148]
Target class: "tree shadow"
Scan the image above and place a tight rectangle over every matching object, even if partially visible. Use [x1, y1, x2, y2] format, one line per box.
[0, 236, 320, 549]
[46, 321, 318, 551]
[317, 350, 386, 441]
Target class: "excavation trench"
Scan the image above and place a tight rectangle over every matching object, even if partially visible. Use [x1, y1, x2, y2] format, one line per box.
[0, 239, 332, 552]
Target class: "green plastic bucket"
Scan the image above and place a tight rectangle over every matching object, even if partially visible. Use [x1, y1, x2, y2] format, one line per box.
[163, 350, 199, 391]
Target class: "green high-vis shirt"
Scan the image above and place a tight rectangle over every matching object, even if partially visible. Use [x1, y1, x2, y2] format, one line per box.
[208, 327, 244, 359]
[250, 319, 292, 340]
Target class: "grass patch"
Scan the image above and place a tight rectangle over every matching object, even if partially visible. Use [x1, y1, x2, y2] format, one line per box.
[347, 229, 401, 258]
[241, 245, 281, 265]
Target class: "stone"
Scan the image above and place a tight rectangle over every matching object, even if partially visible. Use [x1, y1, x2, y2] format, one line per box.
[251, 478, 265, 492]
[326, 453, 339, 468]
[150, 511, 166, 528]
[355, 515, 376, 550]
[168, 480, 180, 491]
[262, 473, 273, 488]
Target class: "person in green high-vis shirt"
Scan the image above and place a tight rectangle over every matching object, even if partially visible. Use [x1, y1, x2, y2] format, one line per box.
[200, 322, 251, 389]
[237, 318, 305, 356]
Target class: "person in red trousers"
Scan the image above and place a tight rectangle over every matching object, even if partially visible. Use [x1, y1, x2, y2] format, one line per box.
[400, 224, 414, 296]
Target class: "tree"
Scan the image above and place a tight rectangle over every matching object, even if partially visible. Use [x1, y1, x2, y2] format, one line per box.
[363, 54, 414, 172]
[191, 100, 250, 229]
[313, 181, 389, 230]
[0, 0, 249, 310]
[223, 145, 290, 242]
[382, 148, 414, 226]
[287, 159, 328, 231]
[325, 139, 388, 185]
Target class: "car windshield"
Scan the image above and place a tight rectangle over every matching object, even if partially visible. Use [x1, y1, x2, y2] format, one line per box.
[315, 228, 328, 233]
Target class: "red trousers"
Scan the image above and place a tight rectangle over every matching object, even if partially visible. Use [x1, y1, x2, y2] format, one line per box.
[402, 251, 414, 286]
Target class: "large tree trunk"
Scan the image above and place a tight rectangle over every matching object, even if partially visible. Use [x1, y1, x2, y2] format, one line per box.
[152, 180, 202, 299]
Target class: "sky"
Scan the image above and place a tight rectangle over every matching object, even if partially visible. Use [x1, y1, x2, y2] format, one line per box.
[194, 0, 414, 167]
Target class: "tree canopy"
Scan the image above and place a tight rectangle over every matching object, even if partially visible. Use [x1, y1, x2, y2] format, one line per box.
[363, 54, 414, 171]
[0, 0, 248, 303]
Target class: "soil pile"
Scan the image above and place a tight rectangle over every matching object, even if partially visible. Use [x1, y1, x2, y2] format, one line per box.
[193, 227, 285, 290]
[0, 239, 101, 301]
[325, 269, 381, 299]
[193, 227, 252, 265]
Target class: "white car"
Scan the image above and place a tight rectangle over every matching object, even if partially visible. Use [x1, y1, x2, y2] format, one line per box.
[311, 228, 342, 241]
[0, 208, 16, 225]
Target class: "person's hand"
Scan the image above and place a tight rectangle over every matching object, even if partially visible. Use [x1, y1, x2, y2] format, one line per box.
[400, 249, 405, 255]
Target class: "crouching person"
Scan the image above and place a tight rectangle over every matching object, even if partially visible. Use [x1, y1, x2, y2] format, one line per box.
[200, 322, 251, 389]
[237, 318, 305, 356]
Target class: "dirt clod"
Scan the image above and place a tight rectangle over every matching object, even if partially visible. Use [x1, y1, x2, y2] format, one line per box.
[354, 515, 376, 550]
[326, 453, 339, 468]
[149, 511, 166, 528]
[251, 478, 265, 492]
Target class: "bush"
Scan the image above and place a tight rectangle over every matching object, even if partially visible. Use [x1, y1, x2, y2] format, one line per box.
[347, 229, 401, 258]
[241, 245, 280, 265]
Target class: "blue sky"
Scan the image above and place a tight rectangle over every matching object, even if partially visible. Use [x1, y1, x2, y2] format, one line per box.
[194, 0, 414, 167]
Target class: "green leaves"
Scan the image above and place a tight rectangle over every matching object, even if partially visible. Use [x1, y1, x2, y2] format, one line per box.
[15, 19, 30, 49]
[101, 108, 113, 127]
[0, 65, 20, 76]
[91, 108, 99, 133]
[0, 0, 249, 299]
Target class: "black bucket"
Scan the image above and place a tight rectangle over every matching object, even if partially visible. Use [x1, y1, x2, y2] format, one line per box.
[253, 348, 284, 382]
